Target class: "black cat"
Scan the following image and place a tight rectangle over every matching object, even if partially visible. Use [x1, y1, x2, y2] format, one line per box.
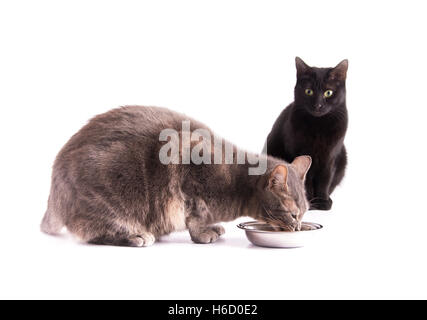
[266, 57, 348, 210]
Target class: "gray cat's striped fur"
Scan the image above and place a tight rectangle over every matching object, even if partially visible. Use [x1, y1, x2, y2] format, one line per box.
[41, 106, 311, 246]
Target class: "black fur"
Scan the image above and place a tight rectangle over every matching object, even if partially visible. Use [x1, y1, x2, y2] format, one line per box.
[266, 57, 348, 210]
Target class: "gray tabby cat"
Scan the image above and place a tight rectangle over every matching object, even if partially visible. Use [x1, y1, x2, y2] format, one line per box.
[41, 106, 311, 247]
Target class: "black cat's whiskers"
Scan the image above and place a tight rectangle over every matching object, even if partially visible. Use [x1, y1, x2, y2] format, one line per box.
[329, 108, 347, 121]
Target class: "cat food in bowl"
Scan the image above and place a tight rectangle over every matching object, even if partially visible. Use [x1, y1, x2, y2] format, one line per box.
[237, 221, 323, 248]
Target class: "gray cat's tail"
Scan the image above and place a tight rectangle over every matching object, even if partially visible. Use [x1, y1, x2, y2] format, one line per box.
[40, 208, 64, 235]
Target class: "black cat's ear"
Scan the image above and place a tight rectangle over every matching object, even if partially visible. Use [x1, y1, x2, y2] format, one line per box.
[330, 59, 348, 81]
[291, 156, 312, 181]
[295, 57, 310, 76]
[268, 165, 288, 192]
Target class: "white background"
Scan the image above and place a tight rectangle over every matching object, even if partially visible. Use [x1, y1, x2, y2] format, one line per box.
[1, 0, 426, 299]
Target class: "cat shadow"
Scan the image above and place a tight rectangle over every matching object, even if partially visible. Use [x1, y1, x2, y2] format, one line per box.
[223, 237, 300, 250]
[155, 233, 248, 247]
[156, 233, 276, 249]
[54, 230, 293, 249]
[40, 230, 74, 243]
[222, 237, 262, 249]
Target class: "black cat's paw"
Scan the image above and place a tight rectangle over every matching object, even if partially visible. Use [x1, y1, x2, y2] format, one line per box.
[309, 198, 333, 211]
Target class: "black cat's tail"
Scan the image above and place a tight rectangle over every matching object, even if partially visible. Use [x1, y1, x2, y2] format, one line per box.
[40, 207, 64, 235]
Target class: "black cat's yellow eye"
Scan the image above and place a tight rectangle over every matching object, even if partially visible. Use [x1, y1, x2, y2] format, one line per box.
[324, 90, 334, 98]
[305, 89, 314, 96]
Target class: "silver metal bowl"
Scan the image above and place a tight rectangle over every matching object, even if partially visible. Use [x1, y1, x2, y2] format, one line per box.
[237, 221, 323, 248]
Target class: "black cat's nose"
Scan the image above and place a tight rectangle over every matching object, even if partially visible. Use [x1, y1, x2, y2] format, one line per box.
[315, 104, 323, 110]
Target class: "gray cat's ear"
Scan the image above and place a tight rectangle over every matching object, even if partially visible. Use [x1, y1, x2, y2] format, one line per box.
[268, 165, 288, 192]
[295, 57, 310, 75]
[291, 156, 312, 181]
[330, 59, 348, 81]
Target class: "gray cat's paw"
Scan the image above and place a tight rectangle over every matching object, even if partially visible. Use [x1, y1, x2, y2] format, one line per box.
[210, 225, 225, 236]
[192, 230, 219, 244]
[190, 225, 225, 244]
[129, 233, 155, 247]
